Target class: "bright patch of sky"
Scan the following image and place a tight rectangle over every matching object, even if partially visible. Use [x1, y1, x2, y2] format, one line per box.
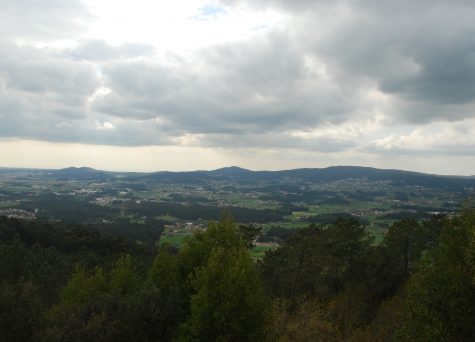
[81, 1, 283, 52]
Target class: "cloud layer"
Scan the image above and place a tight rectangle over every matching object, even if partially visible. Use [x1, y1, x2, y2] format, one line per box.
[1, 0, 475, 169]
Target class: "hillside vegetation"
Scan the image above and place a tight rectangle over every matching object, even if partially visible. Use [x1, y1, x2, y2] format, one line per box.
[1, 203, 475, 341]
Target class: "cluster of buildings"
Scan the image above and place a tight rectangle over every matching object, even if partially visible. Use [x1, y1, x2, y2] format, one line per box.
[0, 208, 36, 220]
[163, 221, 207, 237]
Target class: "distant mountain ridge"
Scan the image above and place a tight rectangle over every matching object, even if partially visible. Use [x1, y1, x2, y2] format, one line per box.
[140, 165, 475, 189]
[48, 167, 113, 180]
[5, 165, 475, 189]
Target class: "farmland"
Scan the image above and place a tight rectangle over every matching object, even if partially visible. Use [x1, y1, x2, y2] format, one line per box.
[0, 166, 473, 253]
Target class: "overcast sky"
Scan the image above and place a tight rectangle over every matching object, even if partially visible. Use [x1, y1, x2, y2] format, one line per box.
[1, 0, 475, 174]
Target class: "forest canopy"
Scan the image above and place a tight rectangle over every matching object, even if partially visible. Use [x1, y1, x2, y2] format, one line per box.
[1, 204, 474, 341]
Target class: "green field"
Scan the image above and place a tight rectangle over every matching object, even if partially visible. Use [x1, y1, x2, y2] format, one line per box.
[159, 234, 190, 247]
[0, 200, 19, 208]
[250, 244, 277, 260]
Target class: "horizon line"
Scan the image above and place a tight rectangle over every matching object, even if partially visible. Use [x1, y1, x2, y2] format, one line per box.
[0, 164, 473, 178]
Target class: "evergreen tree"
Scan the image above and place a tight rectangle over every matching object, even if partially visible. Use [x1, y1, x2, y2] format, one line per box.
[132, 243, 186, 342]
[398, 207, 475, 341]
[44, 256, 141, 342]
[0, 281, 43, 342]
[179, 213, 267, 341]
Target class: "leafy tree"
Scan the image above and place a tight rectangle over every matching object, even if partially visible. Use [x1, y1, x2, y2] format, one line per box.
[267, 298, 339, 342]
[257, 226, 293, 243]
[384, 218, 426, 277]
[349, 293, 405, 341]
[44, 257, 141, 342]
[260, 219, 373, 302]
[398, 207, 475, 341]
[237, 224, 261, 248]
[179, 213, 267, 341]
[110, 255, 140, 297]
[131, 243, 186, 342]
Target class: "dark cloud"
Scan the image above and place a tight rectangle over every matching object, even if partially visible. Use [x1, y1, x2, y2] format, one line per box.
[0, 40, 176, 146]
[0, 42, 99, 108]
[198, 132, 356, 152]
[220, 0, 475, 124]
[0, 41, 100, 143]
[93, 30, 354, 139]
[309, 1, 475, 123]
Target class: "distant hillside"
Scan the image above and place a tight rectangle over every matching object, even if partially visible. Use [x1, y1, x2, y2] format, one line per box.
[208, 166, 253, 176]
[4, 165, 475, 190]
[139, 166, 475, 190]
[48, 167, 114, 181]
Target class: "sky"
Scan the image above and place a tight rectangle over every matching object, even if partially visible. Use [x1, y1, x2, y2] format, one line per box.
[1, 0, 475, 174]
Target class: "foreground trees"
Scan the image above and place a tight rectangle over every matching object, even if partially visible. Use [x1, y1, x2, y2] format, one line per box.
[259, 211, 471, 341]
[1, 205, 474, 341]
[38, 213, 267, 341]
[261, 219, 380, 339]
[398, 207, 475, 341]
[179, 215, 266, 341]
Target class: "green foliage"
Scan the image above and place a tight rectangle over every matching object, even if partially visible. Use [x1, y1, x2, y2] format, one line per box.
[257, 226, 293, 243]
[148, 243, 181, 289]
[0, 281, 43, 342]
[0, 238, 69, 305]
[260, 219, 374, 302]
[133, 243, 186, 342]
[183, 247, 266, 341]
[40, 213, 267, 341]
[349, 293, 405, 341]
[259, 216, 450, 338]
[398, 207, 475, 341]
[267, 298, 340, 342]
[1, 205, 474, 341]
[110, 255, 140, 296]
[237, 224, 262, 248]
[0, 238, 32, 284]
[384, 218, 428, 276]
[58, 266, 108, 306]
[44, 258, 141, 342]
[178, 212, 267, 341]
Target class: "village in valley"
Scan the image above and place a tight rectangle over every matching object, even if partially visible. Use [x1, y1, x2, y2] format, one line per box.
[0, 167, 470, 255]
